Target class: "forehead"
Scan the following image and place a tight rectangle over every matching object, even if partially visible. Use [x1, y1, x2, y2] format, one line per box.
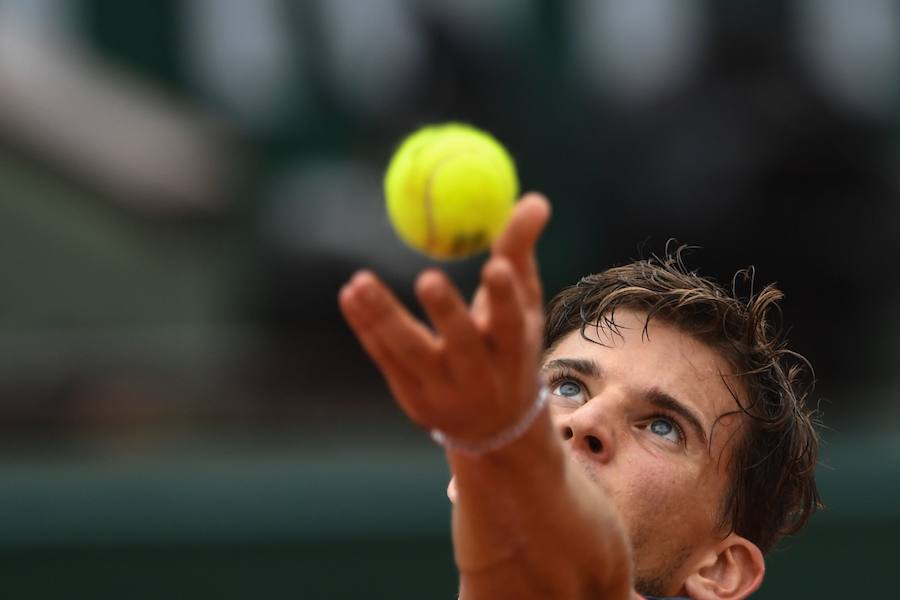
[545, 309, 746, 440]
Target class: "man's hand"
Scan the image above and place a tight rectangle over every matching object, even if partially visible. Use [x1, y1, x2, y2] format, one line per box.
[338, 193, 551, 444]
[339, 192, 632, 599]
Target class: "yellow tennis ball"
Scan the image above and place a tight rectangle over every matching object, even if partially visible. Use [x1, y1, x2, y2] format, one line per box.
[384, 123, 519, 260]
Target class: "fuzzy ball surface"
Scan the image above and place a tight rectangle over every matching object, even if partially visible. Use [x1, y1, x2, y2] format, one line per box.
[384, 123, 519, 260]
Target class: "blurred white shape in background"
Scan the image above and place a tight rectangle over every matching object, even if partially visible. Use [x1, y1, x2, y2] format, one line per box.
[0, 0, 80, 38]
[262, 158, 458, 295]
[319, 0, 426, 117]
[569, 0, 705, 105]
[0, 17, 236, 215]
[264, 161, 382, 262]
[181, 0, 301, 132]
[795, 0, 900, 121]
[263, 160, 430, 276]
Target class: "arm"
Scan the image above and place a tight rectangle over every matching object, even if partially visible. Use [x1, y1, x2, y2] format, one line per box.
[339, 193, 633, 599]
[450, 411, 634, 599]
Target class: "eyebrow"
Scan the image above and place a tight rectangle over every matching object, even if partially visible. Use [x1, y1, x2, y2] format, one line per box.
[644, 388, 709, 447]
[541, 357, 709, 446]
[541, 358, 602, 378]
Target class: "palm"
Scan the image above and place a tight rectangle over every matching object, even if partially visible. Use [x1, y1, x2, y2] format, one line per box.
[339, 194, 551, 444]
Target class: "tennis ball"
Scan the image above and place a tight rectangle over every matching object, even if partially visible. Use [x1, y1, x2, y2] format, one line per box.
[384, 123, 519, 260]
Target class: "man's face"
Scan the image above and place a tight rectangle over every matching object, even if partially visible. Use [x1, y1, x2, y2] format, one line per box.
[541, 309, 746, 595]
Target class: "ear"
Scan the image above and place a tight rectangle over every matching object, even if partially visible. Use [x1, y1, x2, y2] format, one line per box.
[682, 533, 765, 600]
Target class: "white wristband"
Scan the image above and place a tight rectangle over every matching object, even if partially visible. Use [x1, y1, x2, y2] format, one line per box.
[430, 385, 549, 457]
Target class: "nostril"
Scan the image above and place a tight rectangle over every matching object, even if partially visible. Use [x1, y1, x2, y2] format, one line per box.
[562, 426, 574, 440]
[586, 435, 603, 454]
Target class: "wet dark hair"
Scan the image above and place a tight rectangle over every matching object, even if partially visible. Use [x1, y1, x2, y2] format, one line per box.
[543, 245, 822, 553]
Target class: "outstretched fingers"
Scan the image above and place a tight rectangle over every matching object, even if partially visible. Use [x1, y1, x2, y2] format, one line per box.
[339, 271, 440, 424]
[416, 269, 491, 388]
[491, 192, 551, 307]
[482, 257, 525, 360]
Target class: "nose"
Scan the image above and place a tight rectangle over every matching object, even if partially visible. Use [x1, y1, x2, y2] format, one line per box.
[558, 411, 615, 463]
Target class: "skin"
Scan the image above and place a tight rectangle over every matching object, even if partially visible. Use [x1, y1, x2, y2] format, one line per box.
[538, 311, 751, 595]
[339, 193, 764, 599]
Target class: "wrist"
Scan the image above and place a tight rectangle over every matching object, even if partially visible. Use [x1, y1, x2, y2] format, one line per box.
[446, 406, 565, 493]
[447, 405, 564, 574]
[431, 385, 550, 458]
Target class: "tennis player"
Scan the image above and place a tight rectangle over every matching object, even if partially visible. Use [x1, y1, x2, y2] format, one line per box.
[338, 193, 820, 599]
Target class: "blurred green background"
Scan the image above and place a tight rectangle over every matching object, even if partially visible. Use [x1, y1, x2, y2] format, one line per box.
[0, 1, 898, 597]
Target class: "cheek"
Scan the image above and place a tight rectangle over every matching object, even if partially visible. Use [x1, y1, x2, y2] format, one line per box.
[612, 448, 708, 533]
[618, 453, 682, 508]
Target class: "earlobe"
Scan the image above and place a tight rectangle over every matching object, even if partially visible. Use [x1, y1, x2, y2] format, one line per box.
[682, 534, 765, 600]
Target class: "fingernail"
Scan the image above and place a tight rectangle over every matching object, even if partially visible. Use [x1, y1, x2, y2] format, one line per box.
[351, 270, 371, 286]
[417, 270, 444, 300]
[341, 284, 360, 311]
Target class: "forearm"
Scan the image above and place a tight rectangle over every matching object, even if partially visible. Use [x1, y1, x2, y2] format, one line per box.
[449, 409, 633, 599]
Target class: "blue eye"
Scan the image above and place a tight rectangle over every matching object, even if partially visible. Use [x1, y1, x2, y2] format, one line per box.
[556, 381, 582, 397]
[549, 378, 588, 404]
[648, 418, 682, 444]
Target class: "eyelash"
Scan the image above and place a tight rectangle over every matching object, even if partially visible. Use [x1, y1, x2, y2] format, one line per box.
[544, 368, 687, 446]
[545, 368, 588, 401]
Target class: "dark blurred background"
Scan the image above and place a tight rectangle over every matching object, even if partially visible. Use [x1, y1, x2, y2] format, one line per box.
[0, 0, 897, 597]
